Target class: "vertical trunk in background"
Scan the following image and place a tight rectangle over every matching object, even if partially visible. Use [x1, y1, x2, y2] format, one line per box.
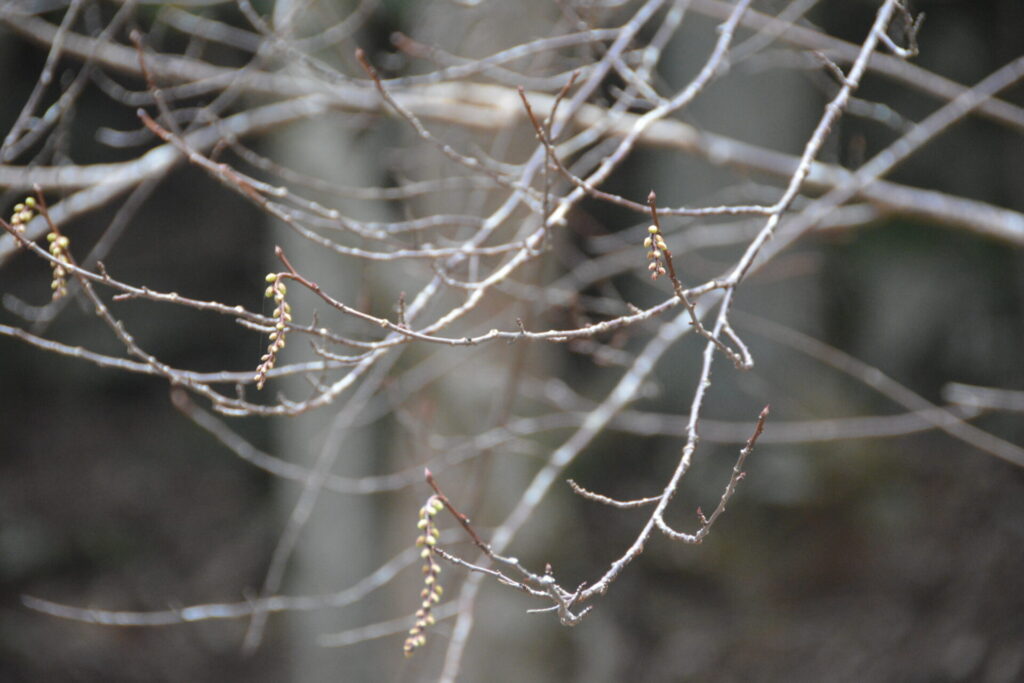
[270, 124, 385, 683]
[266, 2, 386, 680]
[402, 2, 561, 681]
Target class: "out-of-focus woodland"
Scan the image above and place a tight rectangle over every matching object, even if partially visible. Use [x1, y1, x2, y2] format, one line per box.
[1, 1, 1023, 681]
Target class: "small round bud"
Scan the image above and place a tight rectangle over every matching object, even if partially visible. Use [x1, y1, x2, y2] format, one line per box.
[647, 225, 658, 234]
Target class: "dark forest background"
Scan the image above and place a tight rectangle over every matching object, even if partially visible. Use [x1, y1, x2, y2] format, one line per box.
[1, 1, 1023, 681]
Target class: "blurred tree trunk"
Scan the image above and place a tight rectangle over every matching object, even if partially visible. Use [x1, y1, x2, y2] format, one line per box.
[267, 2, 387, 680]
[266, 1, 556, 680]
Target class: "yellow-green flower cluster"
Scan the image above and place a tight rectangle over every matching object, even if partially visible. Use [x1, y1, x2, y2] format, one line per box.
[644, 224, 667, 280]
[46, 230, 71, 300]
[404, 495, 444, 657]
[254, 273, 292, 390]
[9, 197, 36, 233]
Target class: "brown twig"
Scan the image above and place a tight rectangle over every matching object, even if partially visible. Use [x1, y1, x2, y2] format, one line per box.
[517, 87, 771, 218]
[655, 404, 769, 543]
[566, 479, 660, 509]
[425, 468, 490, 555]
[646, 191, 751, 369]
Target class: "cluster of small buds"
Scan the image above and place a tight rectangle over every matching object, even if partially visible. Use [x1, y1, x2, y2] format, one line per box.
[9, 197, 36, 233]
[254, 273, 292, 390]
[46, 229, 72, 300]
[644, 224, 668, 280]
[404, 495, 445, 657]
